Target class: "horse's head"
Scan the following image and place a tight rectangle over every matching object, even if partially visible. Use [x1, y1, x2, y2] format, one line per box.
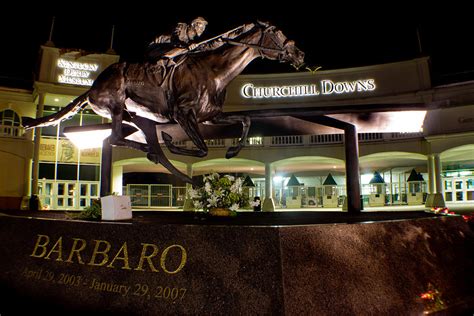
[254, 21, 305, 70]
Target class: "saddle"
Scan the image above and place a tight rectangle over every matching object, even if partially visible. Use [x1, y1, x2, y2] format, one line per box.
[124, 54, 187, 88]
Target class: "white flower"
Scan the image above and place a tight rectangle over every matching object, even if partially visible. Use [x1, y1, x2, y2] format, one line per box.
[206, 195, 219, 208]
[204, 182, 212, 194]
[224, 175, 235, 181]
[193, 201, 203, 209]
[190, 173, 249, 212]
[229, 203, 239, 211]
[188, 188, 200, 199]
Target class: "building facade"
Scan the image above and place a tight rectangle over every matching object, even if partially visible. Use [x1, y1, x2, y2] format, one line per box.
[0, 46, 473, 211]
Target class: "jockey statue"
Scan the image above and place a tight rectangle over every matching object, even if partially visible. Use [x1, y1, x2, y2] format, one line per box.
[145, 17, 254, 66]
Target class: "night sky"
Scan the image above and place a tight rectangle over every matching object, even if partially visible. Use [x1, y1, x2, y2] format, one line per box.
[1, 7, 473, 89]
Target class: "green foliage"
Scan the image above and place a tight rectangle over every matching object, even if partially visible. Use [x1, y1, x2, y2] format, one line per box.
[67, 199, 102, 220]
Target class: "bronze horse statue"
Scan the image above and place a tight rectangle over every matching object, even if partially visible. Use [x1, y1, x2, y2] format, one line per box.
[23, 21, 305, 184]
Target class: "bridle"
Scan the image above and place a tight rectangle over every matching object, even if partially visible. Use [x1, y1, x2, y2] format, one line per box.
[223, 25, 287, 60]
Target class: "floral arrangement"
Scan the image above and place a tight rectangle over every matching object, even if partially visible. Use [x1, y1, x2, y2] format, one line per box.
[188, 173, 255, 212]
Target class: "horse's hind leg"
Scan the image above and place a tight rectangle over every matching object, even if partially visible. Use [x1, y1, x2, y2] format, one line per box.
[162, 108, 208, 157]
[131, 116, 194, 184]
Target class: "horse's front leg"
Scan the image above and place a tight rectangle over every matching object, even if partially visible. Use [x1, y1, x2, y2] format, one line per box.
[131, 116, 195, 185]
[211, 114, 251, 159]
[109, 109, 149, 152]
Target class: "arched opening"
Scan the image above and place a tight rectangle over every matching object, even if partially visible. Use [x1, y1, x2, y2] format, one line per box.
[0, 108, 22, 137]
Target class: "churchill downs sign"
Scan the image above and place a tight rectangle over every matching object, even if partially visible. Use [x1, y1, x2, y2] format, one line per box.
[241, 78, 376, 99]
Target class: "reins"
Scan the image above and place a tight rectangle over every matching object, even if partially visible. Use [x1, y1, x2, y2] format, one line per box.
[223, 39, 284, 53]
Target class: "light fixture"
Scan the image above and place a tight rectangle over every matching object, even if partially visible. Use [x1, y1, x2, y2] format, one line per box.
[63, 123, 139, 150]
[63, 124, 112, 149]
[54, 98, 59, 102]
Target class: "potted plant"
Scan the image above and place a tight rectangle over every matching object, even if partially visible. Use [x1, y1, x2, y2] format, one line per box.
[188, 173, 253, 216]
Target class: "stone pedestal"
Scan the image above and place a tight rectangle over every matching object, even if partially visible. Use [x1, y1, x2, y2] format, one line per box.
[1, 212, 473, 314]
[425, 193, 446, 208]
[262, 197, 275, 212]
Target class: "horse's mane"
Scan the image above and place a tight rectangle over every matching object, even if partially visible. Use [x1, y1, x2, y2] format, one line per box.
[233, 20, 270, 40]
[188, 21, 270, 58]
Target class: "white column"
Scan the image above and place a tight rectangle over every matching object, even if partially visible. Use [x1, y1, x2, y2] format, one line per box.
[433, 154, 443, 194]
[427, 155, 435, 194]
[262, 162, 275, 211]
[425, 154, 445, 208]
[183, 163, 194, 211]
[111, 164, 123, 195]
[31, 93, 45, 195]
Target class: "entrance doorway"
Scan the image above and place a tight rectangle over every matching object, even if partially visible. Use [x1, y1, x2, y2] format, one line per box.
[38, 180, 100, 210]
[443, 177, 474, 203]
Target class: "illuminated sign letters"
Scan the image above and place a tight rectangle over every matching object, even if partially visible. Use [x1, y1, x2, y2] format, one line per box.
[241, 79, 376, 99]
[57, 59, 100, 86]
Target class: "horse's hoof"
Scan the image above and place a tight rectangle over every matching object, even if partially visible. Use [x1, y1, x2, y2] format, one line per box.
[161, 131, 172, 143]
[146, 153, 160, 164]
[225, 147, 240, 159]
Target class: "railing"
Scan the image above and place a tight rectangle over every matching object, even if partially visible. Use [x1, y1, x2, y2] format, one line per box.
[358, 133, 383, 142]
[172, 132, 424, 150]
[205, 139, 225, 147]
[231, 136, 264, 147]
[0, 125, 24, 138]
[125, 184, 186, 208]
[310, 134, 343, 144]
[271, 135, 303, 146]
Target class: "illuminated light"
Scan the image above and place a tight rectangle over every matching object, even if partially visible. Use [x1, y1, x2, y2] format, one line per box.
[241, 83, 319, 98]
[320, 79, 376, 95]
[333, 166, 337, 169]
[63, 125, 111, 149]
[418, 283, 445, 314]
[57, 59, 99, 71]
[383, 111, 427, 133]
[241, 78, 376, 99]
[273, 176, 282, 183]
[462, 214, 474, 223]
[54, 98, 59, 102]
[336, 111, 426, 133]
[361, 174, 373, 185]
[58, 75, 94, 86]
[250, 168, 254, 171]
[56, 58, 100, 87]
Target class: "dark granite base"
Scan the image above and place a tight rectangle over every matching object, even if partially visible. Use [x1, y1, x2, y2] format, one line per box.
[0, 211, 473, 315]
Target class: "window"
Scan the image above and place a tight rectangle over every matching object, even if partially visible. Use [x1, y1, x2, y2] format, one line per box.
[0, 109, 21, 136]
[39, 163, 55, 179]
[56, 164, 78, 180]
[79, 164, 100, 181]
[40, 110, 58, 136]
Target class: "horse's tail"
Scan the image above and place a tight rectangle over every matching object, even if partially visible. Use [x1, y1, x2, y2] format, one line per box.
[22, 93, 89, 129]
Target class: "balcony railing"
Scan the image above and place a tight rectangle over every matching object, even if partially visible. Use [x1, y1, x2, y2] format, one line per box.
[182, 132, 424, 151]
[0, 125, 25, 138]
